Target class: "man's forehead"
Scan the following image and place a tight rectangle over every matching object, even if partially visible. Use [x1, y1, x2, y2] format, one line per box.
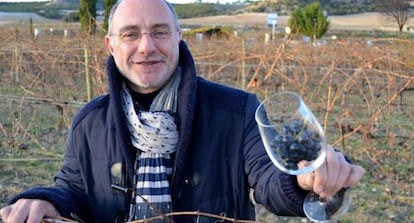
[112, 0, 174, 28]
[114, 0, 170, 17]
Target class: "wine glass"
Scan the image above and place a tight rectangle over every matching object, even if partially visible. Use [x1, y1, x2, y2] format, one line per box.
[255, 91, 351, 222]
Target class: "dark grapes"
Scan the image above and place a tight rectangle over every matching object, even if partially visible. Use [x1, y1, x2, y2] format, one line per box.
[270, 119, 322, 170]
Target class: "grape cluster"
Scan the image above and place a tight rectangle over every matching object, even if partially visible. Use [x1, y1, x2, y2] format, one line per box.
[270, 119, 322, 170]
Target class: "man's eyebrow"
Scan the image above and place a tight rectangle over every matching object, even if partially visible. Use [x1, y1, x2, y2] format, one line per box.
[118, 25, 140, 33]
[151, 23, 171, 29]
[117, 23, 172, 33]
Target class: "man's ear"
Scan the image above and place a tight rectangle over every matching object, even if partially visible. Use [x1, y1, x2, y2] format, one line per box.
[105, 35, 115, 54]
[178, 29, 183, 40]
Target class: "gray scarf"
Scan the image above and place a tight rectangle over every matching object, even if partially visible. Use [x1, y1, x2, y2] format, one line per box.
[121, 69, 181, 221]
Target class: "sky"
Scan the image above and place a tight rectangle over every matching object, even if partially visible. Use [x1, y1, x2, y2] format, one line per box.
[0, 0, 243, 3]
[0, 0, 49, 2]
[168, 0, 242, 3]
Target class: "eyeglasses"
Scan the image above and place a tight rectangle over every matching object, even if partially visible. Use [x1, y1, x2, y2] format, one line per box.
[109, 28, 173, 44]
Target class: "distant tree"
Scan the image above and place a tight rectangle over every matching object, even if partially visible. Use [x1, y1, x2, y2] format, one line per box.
[79, 0, 97, 35]
[373, 0, 410, 34]
[284, 0, 296, 13]
[288, 2, 329, 41]
[103, 0, 117, 33]
[174, 3, 219, 18]
[64, 11, 80, 23]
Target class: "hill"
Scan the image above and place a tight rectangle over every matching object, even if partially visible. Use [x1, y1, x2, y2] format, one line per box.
[0, 0, 413, 33]
[237, 0, 374, 15]
[179, 12, 414, 32]
[0, 0, 380, 20]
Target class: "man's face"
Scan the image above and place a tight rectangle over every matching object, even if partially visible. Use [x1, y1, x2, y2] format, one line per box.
[105, 0, 181, 94]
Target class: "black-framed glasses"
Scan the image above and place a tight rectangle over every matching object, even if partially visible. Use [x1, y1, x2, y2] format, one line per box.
[109, 28, 174, 44]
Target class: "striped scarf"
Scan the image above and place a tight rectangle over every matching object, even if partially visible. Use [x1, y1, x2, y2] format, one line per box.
[121, 70, 181, 221]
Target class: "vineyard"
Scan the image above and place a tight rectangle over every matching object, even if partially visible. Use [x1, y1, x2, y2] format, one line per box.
[0, 25, 413, 223]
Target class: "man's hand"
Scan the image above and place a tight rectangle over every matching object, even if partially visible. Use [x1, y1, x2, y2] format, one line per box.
[297, 146, 365, 198]
[0, 199, 59, 223]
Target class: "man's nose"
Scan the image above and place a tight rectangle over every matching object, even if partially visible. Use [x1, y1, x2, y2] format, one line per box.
[137, 33, 157, 54]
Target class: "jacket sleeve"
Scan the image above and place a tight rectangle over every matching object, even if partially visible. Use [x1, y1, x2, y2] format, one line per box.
[243, 94, 308, 217]
[8, 186, 89, 222]
[8, 129, 92, 222]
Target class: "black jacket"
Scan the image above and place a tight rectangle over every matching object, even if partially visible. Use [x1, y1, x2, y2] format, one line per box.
[10, 41, 307, 223]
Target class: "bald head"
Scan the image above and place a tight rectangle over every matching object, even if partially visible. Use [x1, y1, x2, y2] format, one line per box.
[107, 0, 180, 34]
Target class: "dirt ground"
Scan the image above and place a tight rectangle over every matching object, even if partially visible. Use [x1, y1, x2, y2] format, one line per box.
[0, 10, 413, 223]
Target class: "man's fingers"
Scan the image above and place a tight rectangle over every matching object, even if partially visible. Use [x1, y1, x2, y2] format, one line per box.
[26, 201, 51, 223]
[325, 148, 342, 194]
[313, 163, 327, 194]
[344, 165, 366, 188]
[323, 151, 351, 197]
[0, 199, 59, 223]
[297, 146, 365, 198]
[0, 205, 11, 222]
[313, 146, 341, 194]
[27, 200, 59, 223]
[6, 199, 31, 223]
[297, 161, 315, 191]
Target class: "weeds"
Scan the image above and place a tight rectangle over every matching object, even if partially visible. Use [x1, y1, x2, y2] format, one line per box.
[0, 26, 413, 223]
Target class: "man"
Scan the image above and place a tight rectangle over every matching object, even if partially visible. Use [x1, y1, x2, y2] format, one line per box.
[0, 0, 365, 222]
